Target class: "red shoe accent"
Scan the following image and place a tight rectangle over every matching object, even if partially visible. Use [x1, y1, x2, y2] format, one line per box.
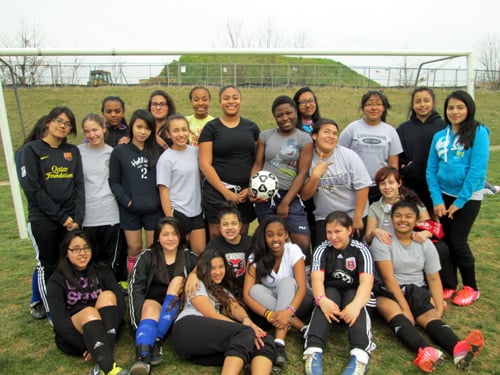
[452, 286, 480, 306]
[414, 347, 443, 373]
[443, 288, 457, 300]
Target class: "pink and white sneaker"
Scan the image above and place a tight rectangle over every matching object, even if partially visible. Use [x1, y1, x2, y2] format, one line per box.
[452, 286, 480, 306]
[442, 288, 457, 300]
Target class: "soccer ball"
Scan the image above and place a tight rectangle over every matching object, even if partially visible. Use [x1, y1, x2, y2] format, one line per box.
[250, 171, 279, 200]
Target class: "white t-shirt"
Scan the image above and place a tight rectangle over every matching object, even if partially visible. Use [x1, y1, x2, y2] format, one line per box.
[249, 242, 305, 289]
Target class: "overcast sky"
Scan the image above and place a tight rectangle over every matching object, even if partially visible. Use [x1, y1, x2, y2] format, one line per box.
[1, 0, 499, 68]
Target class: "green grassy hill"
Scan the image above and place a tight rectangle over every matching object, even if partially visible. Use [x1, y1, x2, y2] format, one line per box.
[146, 54, 380, 87]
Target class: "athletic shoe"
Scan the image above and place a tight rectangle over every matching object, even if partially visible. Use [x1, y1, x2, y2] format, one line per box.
[413, 346, 444, 373]
[30, 301, 46, 320]
[150, 339, 163, 366]
[275, 343, 288, 366]
[300, 325, 309, 339]
[89, 364, 103, 375]
[453, 329, 484, 369]
[452, 286, 480, 306]
[304, 351, 322, 375]
[118, 281, 128, 296]
[341, 355, 368, 375]
[129, 360, 150, 375]
[108, 363, 130, 375]
[442, 288, 457, 300]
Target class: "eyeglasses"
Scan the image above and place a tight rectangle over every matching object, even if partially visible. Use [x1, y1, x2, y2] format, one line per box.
[298, 99, 315, 106]
[68, 245, 91, 254]
[364, 102, 384, 108]
[151, 102, 167, 108]
[53, 118, 73, 128]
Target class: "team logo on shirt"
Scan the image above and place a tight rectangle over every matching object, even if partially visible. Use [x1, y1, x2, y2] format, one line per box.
[225, 253, 246, 278]
[346, 257, 356, 271]
[63, 152, 73, 161]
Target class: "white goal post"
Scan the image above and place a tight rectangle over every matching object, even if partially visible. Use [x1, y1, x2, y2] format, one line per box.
[0, 48, 474, 239]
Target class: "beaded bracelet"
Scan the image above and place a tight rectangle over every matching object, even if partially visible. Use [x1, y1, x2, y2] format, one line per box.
[315, 294, 326, 306]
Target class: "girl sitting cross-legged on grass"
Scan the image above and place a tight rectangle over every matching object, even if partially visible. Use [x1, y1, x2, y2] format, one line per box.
[243, 215, 314, 369]
[303, 211, 375, 375]
[46, 230, 128, 375]
[370, 200, 484, 373]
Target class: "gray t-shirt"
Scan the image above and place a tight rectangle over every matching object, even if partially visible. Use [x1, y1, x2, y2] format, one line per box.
[176, 280, 232, 321]
[311, 145, 371, 221]
[370, 237, 441, 287]
[77, 143, 119, 227]
[261, 128, 312, 190]
[338, 118, 403, 184]
[368, 199, 427, 232]
[156, 145, 202, 217]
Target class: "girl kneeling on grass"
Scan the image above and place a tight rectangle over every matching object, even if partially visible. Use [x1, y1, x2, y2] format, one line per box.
[243, 215, 313, 369]
[303, 211, 375, 375]
[172, 248, 276, 374]
[128, 217, 197, 375]
[370, 200, 483, 373]
[47, 230, 128, 375]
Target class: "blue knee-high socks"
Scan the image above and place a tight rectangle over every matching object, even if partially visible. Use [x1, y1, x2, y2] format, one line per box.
[157, 295, 179, 339]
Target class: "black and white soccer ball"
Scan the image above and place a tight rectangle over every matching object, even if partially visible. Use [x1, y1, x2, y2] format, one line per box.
[250, 170, 279, 200]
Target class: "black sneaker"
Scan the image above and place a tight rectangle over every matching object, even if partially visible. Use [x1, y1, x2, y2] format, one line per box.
[131, 344, 152, 375]
[130, 360, 150, 375]
[30, 301, 46, 320]
[275, 343, 288, 366]
[150, 339, 163, 366]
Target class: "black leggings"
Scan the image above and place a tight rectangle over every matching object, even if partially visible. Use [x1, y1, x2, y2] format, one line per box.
[172, 316, 276, 366]
[440, 194, 481, 289]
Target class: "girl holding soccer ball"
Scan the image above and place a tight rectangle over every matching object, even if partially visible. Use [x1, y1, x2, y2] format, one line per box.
[250, 95, 313, 257]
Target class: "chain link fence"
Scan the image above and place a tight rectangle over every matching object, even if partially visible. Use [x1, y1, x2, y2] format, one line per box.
[1, 61, 498, 89]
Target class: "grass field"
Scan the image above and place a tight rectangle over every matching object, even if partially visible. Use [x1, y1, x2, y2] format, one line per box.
[0, 86, 498, 374]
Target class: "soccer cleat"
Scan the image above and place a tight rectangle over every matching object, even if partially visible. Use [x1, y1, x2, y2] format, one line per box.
[341, 355, 368, 375]
[453, 329, 484, 369]
[413, 346, 444, 373]
[304, 351, 323, 375]
[442, 288, 457, 300]
[30, 301, 47, 320]
[89, 364, 103, 375]
[275, 343, 288, 366]
[452, 286, 480, 306]
[107, 363, 130, 375]
[150, 338, 163, 366]
[129, 360, 150, 375]
[118, 281, 128, 296]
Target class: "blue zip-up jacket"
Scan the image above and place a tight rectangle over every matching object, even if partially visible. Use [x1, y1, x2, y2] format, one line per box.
[426, 124, 490, 209]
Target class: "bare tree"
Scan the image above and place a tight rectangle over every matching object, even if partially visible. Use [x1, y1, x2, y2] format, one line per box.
[292, 30, 310, 49]
[0, 20, 46, 86]
[476, 35, 500, 89]
[256, 17, 281, 48]
[216, 19, 253, 48]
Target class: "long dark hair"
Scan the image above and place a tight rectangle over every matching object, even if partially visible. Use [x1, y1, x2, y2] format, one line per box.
[150, 217, 187, 286]
[17, 115, 49, 152]
[293, 86, 321, 128]
[250, 215, 289, 283]
[196, 248, 238, 316]
[57, 230, 100, 292]
[128, 109, 162, 168]
[444, 90, 480, 149]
